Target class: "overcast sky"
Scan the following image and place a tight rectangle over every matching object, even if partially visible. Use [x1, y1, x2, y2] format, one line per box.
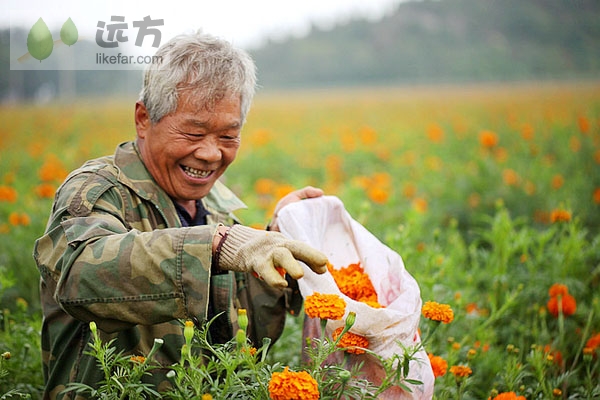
[5, 0, 401, 49]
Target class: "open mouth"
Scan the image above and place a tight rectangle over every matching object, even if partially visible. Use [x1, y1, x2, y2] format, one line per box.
[182, 165, 212, 179]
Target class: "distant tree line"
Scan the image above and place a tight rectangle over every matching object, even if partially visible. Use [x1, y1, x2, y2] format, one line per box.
[249, 0, 600, 88]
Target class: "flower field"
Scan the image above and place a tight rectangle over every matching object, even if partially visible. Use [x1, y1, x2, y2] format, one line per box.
[1, 81, 599, 398]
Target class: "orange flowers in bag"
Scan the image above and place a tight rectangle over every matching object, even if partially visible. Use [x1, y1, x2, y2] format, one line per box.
[327, 262, 383, 308]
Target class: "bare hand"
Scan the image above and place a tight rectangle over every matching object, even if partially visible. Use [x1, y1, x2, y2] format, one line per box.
[269, 186, 324, 232]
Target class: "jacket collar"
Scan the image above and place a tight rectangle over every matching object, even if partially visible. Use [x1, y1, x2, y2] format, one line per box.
[113, 141, 246, 224]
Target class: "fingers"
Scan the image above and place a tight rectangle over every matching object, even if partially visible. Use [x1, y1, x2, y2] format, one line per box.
[273, 247, 304, 279]
[284, 241, 328, 275]
[255, 259, 289, 289]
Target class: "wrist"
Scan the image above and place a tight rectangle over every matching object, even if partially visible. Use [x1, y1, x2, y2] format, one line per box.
[211, 225, 230, 275]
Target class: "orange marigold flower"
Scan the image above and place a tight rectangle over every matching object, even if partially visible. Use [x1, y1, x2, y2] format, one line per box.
[492, 392, 526, 400]
[593, 188, 600, 205]
[38, 155, 68, 182]
[548, 283, 569, 298]
[254, 178, 276, 196]
[304, 292, 346, 320]
[412, 197, 428, 213]
[332, 327, 369, 355]
[585, 332, 600, 350]
[428, 353, 448, 378]
[0, 185, 17, 202]
[327, 262, 381, 307]
[547, 293, 577, 318]
[130, 355, 146, 363]
[577, 115, 590, 134]
[427, 123, 445, 143]
[550, 209, 571, 223]
[551, 174, 564, 190]
[502, 169, 520, 186]
[479, 130, 499, 148]
[35, 183, 56, 199]
[8, 212, 30, 227]
[268, 367, 319, 400]
[449, 365, 472, 378]
[422, 301, 454, 324]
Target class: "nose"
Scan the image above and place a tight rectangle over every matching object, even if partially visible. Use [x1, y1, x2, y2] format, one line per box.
[193, 136, 222, 163]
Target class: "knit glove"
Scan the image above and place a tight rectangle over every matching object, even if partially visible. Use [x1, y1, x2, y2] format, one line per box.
[216, 225, 328, 289]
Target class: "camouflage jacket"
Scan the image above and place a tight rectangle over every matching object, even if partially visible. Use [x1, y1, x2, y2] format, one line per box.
[33, 141, 301, 399]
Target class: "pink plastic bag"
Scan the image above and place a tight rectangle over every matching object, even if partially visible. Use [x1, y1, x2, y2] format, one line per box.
[278, 196, 434, 399]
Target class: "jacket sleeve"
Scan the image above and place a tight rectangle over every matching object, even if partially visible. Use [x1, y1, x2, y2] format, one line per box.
[34, 172, 215, 333]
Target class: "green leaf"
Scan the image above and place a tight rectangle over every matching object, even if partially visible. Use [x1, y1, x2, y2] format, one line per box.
[60, 17, 78, 46]
[27, 17, 53, 61]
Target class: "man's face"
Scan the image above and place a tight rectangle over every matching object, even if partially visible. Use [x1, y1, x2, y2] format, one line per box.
[135, 91, 242, 204]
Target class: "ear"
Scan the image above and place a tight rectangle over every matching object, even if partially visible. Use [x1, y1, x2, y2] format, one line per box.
[135, 101, 151, 139]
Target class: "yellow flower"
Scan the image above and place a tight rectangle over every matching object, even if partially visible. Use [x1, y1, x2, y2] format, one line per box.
[304, 292, 346, 320]
[268, 367, 319, 400]
[422, 301, 454, 324]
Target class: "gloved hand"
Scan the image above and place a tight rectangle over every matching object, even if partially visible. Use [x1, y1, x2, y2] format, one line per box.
[216, 225, 328, 289]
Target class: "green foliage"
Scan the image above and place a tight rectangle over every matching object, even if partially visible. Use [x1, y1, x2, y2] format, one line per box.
[64, 315, 421, 399]
[0, 266, 43, 399]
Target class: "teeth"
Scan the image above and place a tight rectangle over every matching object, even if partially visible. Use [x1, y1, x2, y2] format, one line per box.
[183, 166, 211, 178]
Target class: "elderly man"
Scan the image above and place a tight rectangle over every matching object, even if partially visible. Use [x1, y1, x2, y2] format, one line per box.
[33, 31, 328, 399]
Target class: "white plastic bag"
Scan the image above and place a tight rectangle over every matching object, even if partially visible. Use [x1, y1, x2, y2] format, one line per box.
[278, 196, 434, 399]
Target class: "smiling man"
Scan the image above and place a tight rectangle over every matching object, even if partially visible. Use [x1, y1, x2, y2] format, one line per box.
[33, 31, 328, 399]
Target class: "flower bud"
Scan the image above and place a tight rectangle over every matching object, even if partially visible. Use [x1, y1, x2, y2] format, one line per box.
[238, 309, 248, 331]
[1, 352, 10, 360]
[339, 369, 351, 383]
[345, 312, 356, 329]
[236, 329, 247, 347]
[184, 320, 194, 344]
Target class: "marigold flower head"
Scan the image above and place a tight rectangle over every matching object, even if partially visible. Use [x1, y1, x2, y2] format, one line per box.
[0, 185, 17, 202]
[585, 332, 600, 350]
[427, 123, 445, 143]
[479, 130, 499, 148]
[551, 174, 564, 190]
[449, 365, 472, 378]
[428, 353, 448, 378]
[422, 301, 454, 324]
[547, 293, 577, 318]
[268, 367, 319, 400]
[35, 183, 56, 198]
[594, 188, 600, 204]
[492, 392, 526, 400]
[304, 292, 346, 320]
[332, 327, 369, 354]
[548, 283, 569, 298]
[550, 209, 571, 223]
[327, 262, 382, 307]
[130, 355, 146, 363]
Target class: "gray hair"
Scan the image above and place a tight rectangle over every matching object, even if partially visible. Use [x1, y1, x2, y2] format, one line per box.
[139, 30, 257, 124]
